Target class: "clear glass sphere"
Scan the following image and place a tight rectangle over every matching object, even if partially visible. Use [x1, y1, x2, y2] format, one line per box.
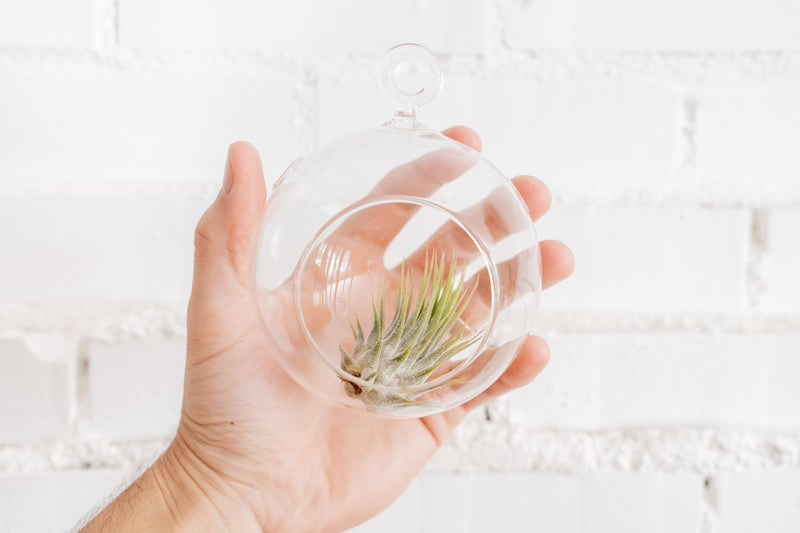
[253, 45, 541, 417]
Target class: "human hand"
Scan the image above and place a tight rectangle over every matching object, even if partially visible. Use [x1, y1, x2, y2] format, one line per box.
[83, 127, 574, 533]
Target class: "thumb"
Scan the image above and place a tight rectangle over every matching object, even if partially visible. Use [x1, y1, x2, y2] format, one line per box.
[190, 141, 267, 309]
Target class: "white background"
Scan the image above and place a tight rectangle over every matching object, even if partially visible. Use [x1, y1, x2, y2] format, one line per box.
[1, 1, 799, 531]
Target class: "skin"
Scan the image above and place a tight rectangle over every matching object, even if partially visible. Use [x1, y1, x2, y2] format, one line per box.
[81, 127, 574, 533]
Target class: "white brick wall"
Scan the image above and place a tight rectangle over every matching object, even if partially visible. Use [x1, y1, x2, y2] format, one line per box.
[762, 209, 800, 313]
[0, 72, 295, 183]
[506, 0, 800, 50]
[507, 334, 800, 430]
[348, 471, 703, 533]
[0, 1, 94, 48]
[0, 195, 203, 302]
[320, 75, 680, 187]
[1, 1, 799, 532]
[119, 0, 487, 54]
[87, 336, 185, 440]
[716, 469, 800, 533]
[0, 339, 72, 444]
[696, 83, 800, 191]
[536, 207, 751, 313]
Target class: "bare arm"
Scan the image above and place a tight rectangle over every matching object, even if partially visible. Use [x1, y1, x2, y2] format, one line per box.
[81, 439, 260, 532]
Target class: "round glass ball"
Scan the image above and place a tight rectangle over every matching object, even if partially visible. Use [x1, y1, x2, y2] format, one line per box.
[253, 45, 541, 417]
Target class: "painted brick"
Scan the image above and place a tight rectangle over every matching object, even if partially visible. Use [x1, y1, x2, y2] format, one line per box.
[418, 473, 472, 533]
[697, 83, 800, 191]
[430, 79, 678, 189]
[87, 336, 185, 440]
[508, 334, 800, 431]
[0, 338, 72, 444]
[0, 195, 204, 303]
[0, 470, 126, 533]
[349, 471, 701, 532]
[717, 469, 800, 533]
[319, 73, 679, 188]
[0, 72, 294, 184]
[119, 0, 486, 55]
[0, 0, 94, 48]
[507, 0, 800, 50]
[535, 206, 750, 313]
[762, 209, 800, 313]
[317, 70, 392, 142]
[467, 472, 582, 532]
[578, 472, 703, 533]
[467, 472, 702, 532]
[348, 473, 476, 533]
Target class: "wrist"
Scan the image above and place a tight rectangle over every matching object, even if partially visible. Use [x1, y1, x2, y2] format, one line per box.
[80, 436, 260, 532]
[152, 433, 263, 532]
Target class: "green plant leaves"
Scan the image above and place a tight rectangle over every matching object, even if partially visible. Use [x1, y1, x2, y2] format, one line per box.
[339, 252, 479, 407]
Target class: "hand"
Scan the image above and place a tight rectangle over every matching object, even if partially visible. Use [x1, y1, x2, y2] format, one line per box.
[83, 127, 574, 533]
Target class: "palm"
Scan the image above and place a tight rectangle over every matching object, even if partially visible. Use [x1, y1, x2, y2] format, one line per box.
[179, 129, 573, 532]
[182, 300, 448, 532]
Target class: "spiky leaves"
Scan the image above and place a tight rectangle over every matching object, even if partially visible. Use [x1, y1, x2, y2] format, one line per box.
[339, 253, 480, 408]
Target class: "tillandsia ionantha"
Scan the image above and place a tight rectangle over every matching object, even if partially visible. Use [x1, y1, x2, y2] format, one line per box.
[339, 252, 480, 408]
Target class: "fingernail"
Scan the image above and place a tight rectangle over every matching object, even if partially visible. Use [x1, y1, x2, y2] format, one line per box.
[222, 148, 233, 194]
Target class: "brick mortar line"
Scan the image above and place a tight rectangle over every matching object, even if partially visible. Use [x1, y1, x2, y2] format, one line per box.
[0, 48, 302, 78]
[0, 303, 187, 342]
[74, 339, 93, 438]
[673, 92, 698, 174]
[548, 189, 800, 209]
[746, 210, 769, 313]
[1, 182, 799, 208]
[701, 475, 720, 533]
[291, 62, 319, 157]
[430, 425, 800, 474]
[535, 312, 800, 335]
[321, 51, 800, 84]
[0, 47, 798, 82]
[487, 0, 512, 62]
[1, 427, 797, 474]
[3, 308, 800, 340]
[490, 0, 799, 85]
[0, 181, 220, 197]
[92, 0, 118, 54]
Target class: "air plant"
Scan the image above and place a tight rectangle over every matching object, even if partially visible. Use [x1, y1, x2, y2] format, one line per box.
[339, 252, 480, 408]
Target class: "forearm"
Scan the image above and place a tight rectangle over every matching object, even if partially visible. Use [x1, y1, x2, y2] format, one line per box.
[81, 439, 261, 532]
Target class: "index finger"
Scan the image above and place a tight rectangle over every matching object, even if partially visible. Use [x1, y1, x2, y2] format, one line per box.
[336, 145, 476, 249]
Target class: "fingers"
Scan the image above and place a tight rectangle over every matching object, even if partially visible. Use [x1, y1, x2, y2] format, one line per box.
[425, 335, 550, 437]
[191, 141, 267, 305]
[337, 148, 475, 248]
[470, 246, 540, 314]
[460, 335, 550, 412]
[336, 127, 482, 249]
[471, 238, 574, 301]
[398, 175, 552, 274]
[540, 240, 575, 289]
[512, 175, 552, 221]
[442, 125, 482, 151]
[420, 336, 550, 446]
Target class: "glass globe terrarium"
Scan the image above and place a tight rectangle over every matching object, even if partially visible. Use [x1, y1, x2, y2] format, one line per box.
[254, 44, 541, 417]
